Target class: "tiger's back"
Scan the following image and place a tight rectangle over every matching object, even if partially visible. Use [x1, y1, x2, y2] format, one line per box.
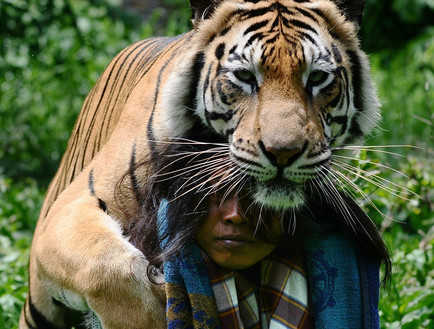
[40, 35, 190, 218]
[21, 35, 192, 328]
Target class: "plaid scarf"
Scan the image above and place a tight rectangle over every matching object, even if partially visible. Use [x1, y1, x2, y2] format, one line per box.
[204, 242, 314, 329]
[164, 241, 314, 329]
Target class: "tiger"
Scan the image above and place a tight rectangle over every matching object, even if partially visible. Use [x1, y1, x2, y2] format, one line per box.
[19, 0, 390, 328]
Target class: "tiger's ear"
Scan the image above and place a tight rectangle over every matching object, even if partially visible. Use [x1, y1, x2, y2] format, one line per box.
[332, 0, 366, 27]
[190, 0, 221, 27]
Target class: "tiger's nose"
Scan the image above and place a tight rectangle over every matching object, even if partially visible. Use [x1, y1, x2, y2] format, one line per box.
[262, 145, 303, 167]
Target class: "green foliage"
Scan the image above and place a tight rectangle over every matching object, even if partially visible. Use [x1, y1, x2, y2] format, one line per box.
[0, 0, 433, 328]
[161, 0, 191, 36]
[380, 229, 434, 329]
[0, 0, 145, 183]
[0, 176, 44, 328]
[362, 0, 434, 51]
[368, 29, 434, 151]
[333, 149, 433, 328]
[139, 0, 191, 37]
[341, 151, 434, 329]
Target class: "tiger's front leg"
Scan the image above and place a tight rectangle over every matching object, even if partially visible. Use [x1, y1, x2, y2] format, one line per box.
[33, 191, 166, 329]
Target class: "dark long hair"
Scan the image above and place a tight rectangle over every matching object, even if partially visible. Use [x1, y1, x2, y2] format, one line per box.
[122, 124, 391, 283]
[124, 124, 227, 280]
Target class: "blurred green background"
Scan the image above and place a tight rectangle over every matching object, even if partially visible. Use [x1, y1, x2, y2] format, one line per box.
[0, 0, 432, 328]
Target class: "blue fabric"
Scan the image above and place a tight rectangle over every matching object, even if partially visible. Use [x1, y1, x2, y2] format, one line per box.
[304, 232, 380, 329]
[164, 245, 214, 297]
[358, 250, 381, 328]
[159, 199, 213, 296]
[160, 199, 220, 329]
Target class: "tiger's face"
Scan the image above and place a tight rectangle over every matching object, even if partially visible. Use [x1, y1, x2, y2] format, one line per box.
[162, 0, 379, 211]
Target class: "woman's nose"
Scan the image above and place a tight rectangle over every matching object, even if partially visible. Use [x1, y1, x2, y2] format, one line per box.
[221, 196, 246, 225]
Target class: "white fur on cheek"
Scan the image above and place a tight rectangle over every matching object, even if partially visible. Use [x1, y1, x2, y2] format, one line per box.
[158, 61, 198, 139]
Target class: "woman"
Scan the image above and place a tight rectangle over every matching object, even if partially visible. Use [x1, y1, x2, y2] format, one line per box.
[120, 183, 387, 329]
[186, 190, 314, 328]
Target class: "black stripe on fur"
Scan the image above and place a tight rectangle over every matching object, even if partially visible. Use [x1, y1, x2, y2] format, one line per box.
[28, 296, 62, 329]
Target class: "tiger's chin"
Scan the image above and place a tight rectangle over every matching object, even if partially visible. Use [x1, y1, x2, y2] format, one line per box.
[253, 182, 306, 211]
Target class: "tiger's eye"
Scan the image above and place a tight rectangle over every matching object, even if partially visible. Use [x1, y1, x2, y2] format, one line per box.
[308, 70, 327, 85]
[234, 70, 255, 83]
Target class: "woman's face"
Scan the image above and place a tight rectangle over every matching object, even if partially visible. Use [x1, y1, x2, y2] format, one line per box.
[196, 193, 283, 269]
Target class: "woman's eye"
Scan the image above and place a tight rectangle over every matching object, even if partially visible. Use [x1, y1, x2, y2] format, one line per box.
[234, 70, 255, 83]
[308, 70, 328, 86]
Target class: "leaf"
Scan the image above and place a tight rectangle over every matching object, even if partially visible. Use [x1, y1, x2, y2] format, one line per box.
[401, 319, 421, 329]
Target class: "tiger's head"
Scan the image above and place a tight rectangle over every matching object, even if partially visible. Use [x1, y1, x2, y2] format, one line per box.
[158, 0, 380, 211]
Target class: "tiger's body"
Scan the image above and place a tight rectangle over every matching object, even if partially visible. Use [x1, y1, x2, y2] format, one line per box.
[20, 0, 383, 328]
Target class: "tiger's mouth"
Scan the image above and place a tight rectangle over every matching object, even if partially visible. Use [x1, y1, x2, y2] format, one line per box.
[259, 177, 303, 189]
[253, 179, 307, 210]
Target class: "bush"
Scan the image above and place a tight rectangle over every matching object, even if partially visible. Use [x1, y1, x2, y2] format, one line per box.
[0, 0, 144, 183]
[380, 228, 434, 329]
[0, 176, 44, 327]
[368, 30, 433, 151]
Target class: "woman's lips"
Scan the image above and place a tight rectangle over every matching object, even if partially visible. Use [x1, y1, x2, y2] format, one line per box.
[216, 235, 255, 248]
